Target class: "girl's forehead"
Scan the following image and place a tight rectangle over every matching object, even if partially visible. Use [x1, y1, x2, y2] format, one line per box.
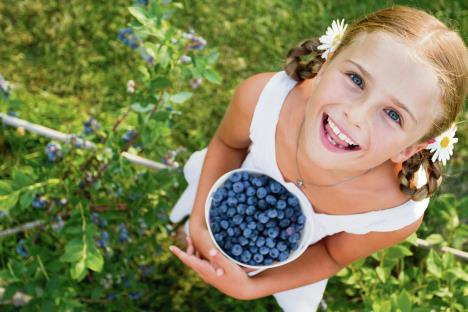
[333, 32, 443, 123]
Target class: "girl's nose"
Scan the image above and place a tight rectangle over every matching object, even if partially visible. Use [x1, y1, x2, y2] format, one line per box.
[343, 101, 369, 129]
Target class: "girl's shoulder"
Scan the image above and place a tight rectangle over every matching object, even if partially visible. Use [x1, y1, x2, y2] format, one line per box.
[214, 72, 277, 150]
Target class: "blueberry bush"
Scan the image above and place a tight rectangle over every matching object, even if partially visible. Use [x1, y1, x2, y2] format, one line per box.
[0, 0, 467, 311]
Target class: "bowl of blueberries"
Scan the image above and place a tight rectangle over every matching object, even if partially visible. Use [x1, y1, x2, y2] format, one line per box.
[205, 168, 313, 271]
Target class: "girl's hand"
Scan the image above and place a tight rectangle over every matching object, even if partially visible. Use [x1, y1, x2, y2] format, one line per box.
[169, 235, 258, 300]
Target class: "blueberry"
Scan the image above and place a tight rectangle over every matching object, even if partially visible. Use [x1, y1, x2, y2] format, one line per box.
[256, 187, 267, 199]
[289, 233, 300, 243]
[239, 223, 247, 230]
[257, 223, 265, 231]
[246, 205, 256, 215]
[239, 236, 249, 246]
[256, 237, 266, 247]
[224, 180, 233, 189]
[285, 208, 294, 217]
[227, 228, 235, 236]
[266, 237, 275, 248]
[258, 213, 269, 224]
[249, 245, 259, 254]
[277, 241, 287, 252]
[243, 228, 252, 238]
[253, 253, 264, 263]
[278, 252, 289, 262]
[267, 227, 279, 238]
[277, 210, 285, 220]
[231, 244, 242, 256]
[228, 190, 236, 197]
[212, 188, 226, 202]
[236, 204, 247, 215]
[237, 193, 246, 203]
[246, 187, 256, 197]
[291, 242, 299, 250]
[243, 180, 251, 189]
[265, 195, 277, 205]
[269, 248, 279, 259]
[220, 220, 229, 230]
[229, 172, 242, 182]
[219, 204, 228, 213]
[227, 197, 238, 207]
[269, 181, 282, 194]
[227, 207, 236, 217]
[279, 219, 290, 228]
[247, 221, 257, 230]
[259, 246, 269, 255]
[240, 250, 252, 263]
[257, 199, 267, 209]
[251, 177, 262, 187]
[267, 209, 278, 218]
[287, 195, 299, 207]
[233, 215, 243, 225]
[266, 220, 276, 228]
[276, 200, 287, 210]
[297, 215, 305, 224]
[234, 227, 242, 236]
[264, 258, 273, 265]
[233, 182, 244, 193]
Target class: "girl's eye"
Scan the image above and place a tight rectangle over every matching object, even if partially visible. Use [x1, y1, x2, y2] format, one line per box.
[347, 72, 364, 89]
[384, 108, 402, 125]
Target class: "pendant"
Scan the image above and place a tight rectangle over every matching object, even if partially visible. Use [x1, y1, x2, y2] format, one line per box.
[295, 179, 304, 188]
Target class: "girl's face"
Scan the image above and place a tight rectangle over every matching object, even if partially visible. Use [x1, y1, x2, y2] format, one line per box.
[303, 32, 443, 172]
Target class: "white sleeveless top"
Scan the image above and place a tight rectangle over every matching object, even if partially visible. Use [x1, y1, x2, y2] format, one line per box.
[169, 70, 430, 246]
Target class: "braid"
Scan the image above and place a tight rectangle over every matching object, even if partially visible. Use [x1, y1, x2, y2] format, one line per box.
[284, 38, 326, 81]
[398, 149, 443, 201]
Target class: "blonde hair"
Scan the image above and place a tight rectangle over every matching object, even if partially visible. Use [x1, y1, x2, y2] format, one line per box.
[284, 5, 468, 201]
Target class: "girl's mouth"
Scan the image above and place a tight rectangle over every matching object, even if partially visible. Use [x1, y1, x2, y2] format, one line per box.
[320, 113, 361, 152]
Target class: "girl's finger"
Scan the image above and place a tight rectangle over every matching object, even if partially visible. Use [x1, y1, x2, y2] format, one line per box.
[208, 248, 232, 276]
[186, 236, 194, 256]
[170, 245, 217, 278]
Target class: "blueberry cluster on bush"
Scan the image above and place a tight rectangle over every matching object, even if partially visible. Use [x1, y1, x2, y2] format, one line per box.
[208, 171, 305, 266]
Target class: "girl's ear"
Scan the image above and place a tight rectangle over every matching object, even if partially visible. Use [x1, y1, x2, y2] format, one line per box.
[390, 142, 428, 163]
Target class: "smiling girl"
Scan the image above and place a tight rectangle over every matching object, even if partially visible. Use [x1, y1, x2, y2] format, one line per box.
[168, 5, 467, 311]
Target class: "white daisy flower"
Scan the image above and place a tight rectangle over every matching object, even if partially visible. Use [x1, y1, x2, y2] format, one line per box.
[318, 19, 348, 59]
[426, 124, 458, 165]
[127, 80, 136, 93]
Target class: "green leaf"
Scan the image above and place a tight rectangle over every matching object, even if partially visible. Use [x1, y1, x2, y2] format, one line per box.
[128, 6, 148, 24]
[19, 191, 34, 210]
[12, 169, 35, 189]
[131, 103, 155, 113]
[424, 234, 444, 245]
[158, 45, 170, 68]
[60, 239, 84, 263]
[386, 245, 413, 259]
[202, 68, 222, 84]
[86, 248, 104, 272]
[206, 50, 220, 65]
[0, 180, 12, 195]
[376, 266, 387, 282]
[70, 259, 87, 281]
[150, 77, 172, 90]
[3, 282, 20, 300]
[426, 250, 442, 278]
[0, 191, 19, 212]
[170, 92, 192, 104]
[397, 290, 412, 312]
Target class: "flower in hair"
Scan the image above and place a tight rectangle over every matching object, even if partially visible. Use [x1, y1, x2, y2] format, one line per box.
[426, 124, 458, 165]
[318, 19, 348, 60]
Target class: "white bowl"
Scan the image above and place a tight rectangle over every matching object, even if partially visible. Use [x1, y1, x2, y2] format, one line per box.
[205, 168, 314, 271]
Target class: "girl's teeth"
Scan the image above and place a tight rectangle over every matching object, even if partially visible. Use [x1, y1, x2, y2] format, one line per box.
[327, 117, 357, 146]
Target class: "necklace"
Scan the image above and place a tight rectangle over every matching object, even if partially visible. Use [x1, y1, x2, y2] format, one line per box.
[294, 116, 373, 189]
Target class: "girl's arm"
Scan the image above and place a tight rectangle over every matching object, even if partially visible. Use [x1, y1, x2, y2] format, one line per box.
[189, 72, 276, 259]
[248, 216, 423, 299]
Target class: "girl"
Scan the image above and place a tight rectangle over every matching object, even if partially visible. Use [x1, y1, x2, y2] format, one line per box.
[169, 5, 467, 311]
